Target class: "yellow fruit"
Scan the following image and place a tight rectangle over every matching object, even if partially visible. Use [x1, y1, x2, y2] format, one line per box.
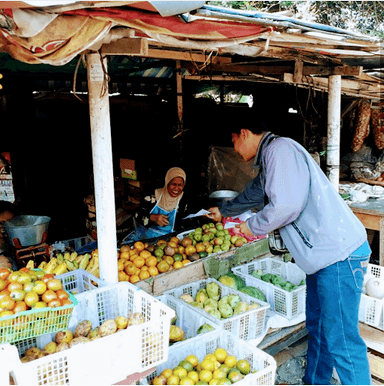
[130, 253, 139, 262]
[224, 356, 237, 368]
[178, 246, 185, 254]
[164, 256, 174, 266]
[118, 271, 128, 281]
[120, 251, 130, 260]
[205, 354, 217, 363]
[133, 256, 145, 268]
[140, 250, 152, 259]
[187, 371, 199, 383]
[161, 369, 173, 379]
[236, 359, 251, 375]
[179, 360, 194, 372]
[129, 275, 140, 284]
[139, 270, 150, 280]
[148, 266, 159, 277]
[120, 245, 131, 253]
[117, 259, 125, 271]
[185, 355, 199, 368]
[182, 259, 191, 266]
[146, 256, 158, 267]
[209, 379, 220, 385]
[166, 375, 179, 385]
[185, 245, 196, 256]
[157, 260, 170, 273]
[179, 377, 194, 385]
[125, 262, 137, 276]
[173, 261, 183, 269]
[141, 265, 149, 271]
[214, 348, 228, 363]
[134, 241, 145, 252]
[213, 369, 227, 379]
[173, 366, 188, 379]
[170, 237, 180, 245]
[199, 369, 213, 383]
[152, 375, 167, 385]
[201, 359, 215, 372]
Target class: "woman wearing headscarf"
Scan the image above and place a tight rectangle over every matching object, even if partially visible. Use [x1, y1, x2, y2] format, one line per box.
[128, 167, 201, 242]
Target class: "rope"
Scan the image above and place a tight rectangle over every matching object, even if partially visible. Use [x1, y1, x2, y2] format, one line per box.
[98, 51, 110, 98]
[72, 54, 86, 102]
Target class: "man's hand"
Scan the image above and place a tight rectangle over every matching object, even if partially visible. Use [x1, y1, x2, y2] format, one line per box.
[205, 207, 222, 223]
[236, 221, 254, 238]
[150, 214, 169, 227]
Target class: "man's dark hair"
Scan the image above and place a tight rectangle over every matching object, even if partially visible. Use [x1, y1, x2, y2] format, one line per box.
[227, 108, 268, 135]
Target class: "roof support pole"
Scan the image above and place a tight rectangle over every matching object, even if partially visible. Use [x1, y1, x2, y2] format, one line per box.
[327, 74, 341, 192]
[86, 52, 117, 285]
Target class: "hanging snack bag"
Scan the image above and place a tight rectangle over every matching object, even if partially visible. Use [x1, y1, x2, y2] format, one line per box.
[351, 100, 372, 152]
[371, 104, 384, 150]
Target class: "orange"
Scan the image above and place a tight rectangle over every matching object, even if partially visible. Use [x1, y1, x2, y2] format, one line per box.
[118, 259, 126, 271]
[129, 275, 140, 284]
[13, 301, 27, 313]
[124, 262, 137, 276]
[182, 259, 191, 266]
[170, 236, 180, 245]
[178, 246, 185, 254]
[168, 241, 178, 249]
[146, 256, 158, 267]
[130, 253, 139, 262]
[120, 251, 130, 260]
[120, 245, 131, 253]
[173, 261, 183, 269]
[41, 290, 57, 304]
[0, 279, 8, 291]
[0, 295, 15, 311]
[141, 265, 149, 271]
[164, 256, 174, 266]
[157, 260, 170, 273]
[0, 268, 11, 281]
[148, 266, 159, 277]
[118, 271, 128, 281]
[124, 259, 133, 267]
[129, 249, 138, 256]
[133, 241, 145, 252]
[139, 270, 150, 280]
[133, 256, 145, 268]
[140, 250, 152, 259]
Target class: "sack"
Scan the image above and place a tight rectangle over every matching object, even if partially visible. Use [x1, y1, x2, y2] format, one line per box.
[268, 229, 289, 255]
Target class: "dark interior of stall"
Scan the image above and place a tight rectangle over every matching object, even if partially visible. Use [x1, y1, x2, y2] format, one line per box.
[0, 59, 379, 263]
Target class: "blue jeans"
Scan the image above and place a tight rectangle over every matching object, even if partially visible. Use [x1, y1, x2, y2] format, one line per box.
[303, 254, 371, 385]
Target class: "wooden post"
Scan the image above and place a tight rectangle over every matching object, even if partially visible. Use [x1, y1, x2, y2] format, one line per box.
[176, 60, 183, 157]
[327, 75, 341, 192]
[86, 53, 118, 285]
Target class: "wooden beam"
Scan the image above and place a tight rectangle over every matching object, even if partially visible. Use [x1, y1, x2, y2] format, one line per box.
[101, 37, 148, 56]
[294, 60, 303, 83]
[146, 48, 231, 64]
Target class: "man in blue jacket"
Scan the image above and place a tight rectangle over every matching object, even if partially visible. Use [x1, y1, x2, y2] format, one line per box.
[207, 114, 371, 385]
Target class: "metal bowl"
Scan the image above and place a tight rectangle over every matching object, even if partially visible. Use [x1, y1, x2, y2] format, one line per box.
[209, 190, 239, 202]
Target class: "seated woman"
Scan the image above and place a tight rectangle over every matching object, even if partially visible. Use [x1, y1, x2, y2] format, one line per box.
[127, 167, 204, 242]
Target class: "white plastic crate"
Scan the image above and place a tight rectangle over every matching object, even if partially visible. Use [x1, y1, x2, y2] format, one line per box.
[232, 257, 306, 319]
[163, 278, 270, 341]
[56, 269, 106, 295]
[359, 263, 384, 330]
[4, 282, 175, 385]
[156, 294, 220, 349]
[140, 330, 277, 385]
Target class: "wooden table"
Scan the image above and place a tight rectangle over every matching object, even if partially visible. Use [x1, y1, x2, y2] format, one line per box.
[349, 199, 384, 266]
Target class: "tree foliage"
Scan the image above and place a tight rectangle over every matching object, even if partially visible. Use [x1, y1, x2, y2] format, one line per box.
[207, 1, 384, 38]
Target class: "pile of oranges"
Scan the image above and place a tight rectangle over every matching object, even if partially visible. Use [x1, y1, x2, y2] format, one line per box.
[0, 268, 72, 318]
[117, 238, 192, 284]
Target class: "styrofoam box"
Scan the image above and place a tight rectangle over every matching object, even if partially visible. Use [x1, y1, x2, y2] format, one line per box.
[52, 235, 94, 252]
[163, 278, 270, 341]
[156, 294, 220, 350]
[57, 269, 106, 295]
[232, 257, 306, 319]
[140, 330, 277, 385]
[5, 282, 175, 385]
[359, 263, 384, 330]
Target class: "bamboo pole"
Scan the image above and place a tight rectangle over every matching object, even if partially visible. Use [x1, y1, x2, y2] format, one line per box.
[86, 53, 118, 284]
[327, 75, 341, 192]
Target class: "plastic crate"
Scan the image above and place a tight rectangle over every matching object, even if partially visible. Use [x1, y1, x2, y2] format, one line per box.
[0, 292, 77, 344]
[4, 282, 175, 385]
[140, 330, 277, 385]
[163, 278, 270, 341]
[359, 263, 384, 330]
[52, 235, 94, 252]
[156, 294, 220, 349]
[56, 269, 106, 295]
[232, 257, 306, 319]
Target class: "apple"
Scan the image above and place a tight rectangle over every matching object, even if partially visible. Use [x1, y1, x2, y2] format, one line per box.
[214, 238, 223, 246]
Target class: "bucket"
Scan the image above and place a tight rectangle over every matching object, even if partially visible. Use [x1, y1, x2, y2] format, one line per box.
[4, 215, 51, 247]
[209, 190, 239, 205]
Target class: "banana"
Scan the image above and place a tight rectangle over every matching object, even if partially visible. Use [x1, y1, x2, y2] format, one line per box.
[68, 252, 78, 262]
[26, 260, 35, 269]
[63, 252, 71, 261]
[73, 261, 79, 269]
[66, 261, 76, 271]
[53, 262, 68, 275]
[75, 254, 85, 264]
[38, 261, 47, 271]
[79, 254, 90, 270]
[57, 253, 64, 264]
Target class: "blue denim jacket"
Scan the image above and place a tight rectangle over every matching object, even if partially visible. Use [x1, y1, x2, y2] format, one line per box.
[220, 132, 368, 274]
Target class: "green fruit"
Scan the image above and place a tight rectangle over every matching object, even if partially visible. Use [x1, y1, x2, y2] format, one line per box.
[195, 227, 203, 233]
[199, 252, 208, 258]
[179, 360, 194, 372]
[194, 234, 202, 242]
[216, 223, 224, 231]
[173, 253, 183, 261]
[155, 248, 164, 258]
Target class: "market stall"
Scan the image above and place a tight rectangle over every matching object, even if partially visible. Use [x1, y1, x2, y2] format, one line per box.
[0, 1, 383, 385]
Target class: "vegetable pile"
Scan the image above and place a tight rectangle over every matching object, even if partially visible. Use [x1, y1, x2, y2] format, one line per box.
[251, 270, 305, 292]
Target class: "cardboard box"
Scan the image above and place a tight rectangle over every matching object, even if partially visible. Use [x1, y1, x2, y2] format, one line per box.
[120, 158, 137, 180]
[121, 169, 137, 180]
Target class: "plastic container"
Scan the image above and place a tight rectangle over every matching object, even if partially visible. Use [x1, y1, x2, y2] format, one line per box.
[140, 330, 277, 385]
[56, 269, 106, 295]
[51, 235, 94, 252]
[4, 215, 51, 247]
[359, 263, 384, 330]
[156, 294, 220, 349]
[163, 278, 270, 341]
[232, 257, 306, 319]
[0, 291, 77, 344]
[5, 282, 175, 385]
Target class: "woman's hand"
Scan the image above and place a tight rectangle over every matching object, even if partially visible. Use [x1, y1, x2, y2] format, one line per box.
[205, 207, 222, 223]
[150, 214, 169, 227]
[236, 222, 254, 237]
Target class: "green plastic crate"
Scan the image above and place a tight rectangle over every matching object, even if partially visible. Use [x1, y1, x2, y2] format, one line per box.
[0, 291, 77, 344]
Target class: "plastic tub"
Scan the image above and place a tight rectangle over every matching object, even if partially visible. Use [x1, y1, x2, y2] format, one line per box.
[4, 215, 51, 247]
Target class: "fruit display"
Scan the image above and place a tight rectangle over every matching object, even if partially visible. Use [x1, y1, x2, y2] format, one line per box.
[19, 312, 145, 363]
[251, 270, 306, 292]
[178, 281, 260, 320]
[117, 239, 193, 284]
[180, 222, 248, 257]
[26, 249, 100, 278]
[0, 268, 73, 317]
[151, 348, 252, 385]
